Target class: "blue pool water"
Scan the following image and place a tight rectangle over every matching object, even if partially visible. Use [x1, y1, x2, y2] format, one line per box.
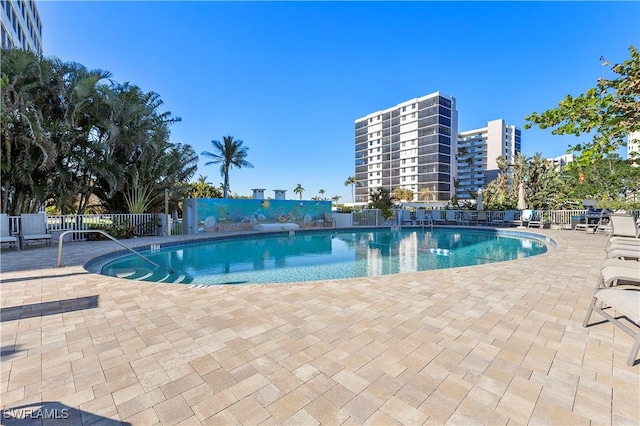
[99, 228, 549, 285]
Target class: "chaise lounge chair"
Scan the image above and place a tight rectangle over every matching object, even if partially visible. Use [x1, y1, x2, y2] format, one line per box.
[322, 213, 335, 228]
[1, 213, 18, 250]
[430, 209, 446, 225]
[606, 213, 639, 249]
[20, 213, 52, 248]
[583, 264, 640, 367]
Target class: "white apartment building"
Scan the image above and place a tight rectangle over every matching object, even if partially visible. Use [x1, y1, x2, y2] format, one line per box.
[546, 154, 573, 172]
[354, 92, 459, 203]
[456, 119, 521, 200]
[628, 131, 640, 161]
[1, 0, 43, 54]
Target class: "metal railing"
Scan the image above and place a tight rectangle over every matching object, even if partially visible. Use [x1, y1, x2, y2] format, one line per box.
[56, 229, 169, 272]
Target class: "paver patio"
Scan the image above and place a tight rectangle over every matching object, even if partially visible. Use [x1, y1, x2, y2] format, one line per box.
[1, 228, 638, 425]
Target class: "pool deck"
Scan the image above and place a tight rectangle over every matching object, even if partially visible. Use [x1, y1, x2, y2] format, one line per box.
[1, 228, 638, 425]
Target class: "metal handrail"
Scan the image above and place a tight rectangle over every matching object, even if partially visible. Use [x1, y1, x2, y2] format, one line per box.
[57, 230, 169, 272]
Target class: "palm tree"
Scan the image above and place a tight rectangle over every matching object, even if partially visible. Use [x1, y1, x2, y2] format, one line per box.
[344, 176, 359, 203]
[419, 187, 435, 202]
[331, 195, 341, 204]
[293, 183, 304, 200]
[318, 189, 326, 200]
[201, 136, 253, 199]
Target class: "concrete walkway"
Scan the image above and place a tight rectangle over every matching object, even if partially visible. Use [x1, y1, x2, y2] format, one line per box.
[1, 229, 638, 425]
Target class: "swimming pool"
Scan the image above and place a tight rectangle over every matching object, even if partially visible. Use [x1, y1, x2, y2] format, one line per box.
[97, 228, 551, 285]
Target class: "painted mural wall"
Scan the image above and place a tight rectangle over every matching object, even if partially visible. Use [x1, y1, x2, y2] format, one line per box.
[182, 198, 332, 233]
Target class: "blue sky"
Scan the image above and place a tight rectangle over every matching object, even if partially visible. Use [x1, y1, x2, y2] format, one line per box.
[38, 1, 639, 201]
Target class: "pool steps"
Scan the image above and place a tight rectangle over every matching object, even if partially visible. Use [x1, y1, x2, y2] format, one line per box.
[113, 268, 192, 283]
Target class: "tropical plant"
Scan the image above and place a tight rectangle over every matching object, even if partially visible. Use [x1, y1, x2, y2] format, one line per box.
[318, 189, 326, 200]
[369, 187, 395, 219]
[201, 136, 253, 199]
[344, 176, 359, 203]
[293, 183, 304, 200]
[190, 175, 222, 198]
[393, 187, 413, 202]
[418, 187, 435, 202]
[1, 49, 198, 215]
[525, 45, 640, 167]
[331, 195, 341, 204]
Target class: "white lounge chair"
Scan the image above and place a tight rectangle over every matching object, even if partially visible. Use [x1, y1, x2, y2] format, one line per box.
[491, 210, 515, 227]
[445, 210, 459, 225]
[476, 210, 489, 226]
[1, 213, 18, 250]
[20, 213, 52, 247]
[521, 209, 543, 228]
[399, 209, 413, 226]
[583, 264, 640, 366]
[606, 214, 639, 248]
[583, 265, 640, 366]
[430, 209, 446, 225]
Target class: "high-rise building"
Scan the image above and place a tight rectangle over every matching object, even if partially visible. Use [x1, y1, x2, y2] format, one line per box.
[354, 92, 458, 203]
[1, 0, 43, 54]
[456, 119, 521, 199]
[628, 131, 640, 162]
[546, 154, 573, 172]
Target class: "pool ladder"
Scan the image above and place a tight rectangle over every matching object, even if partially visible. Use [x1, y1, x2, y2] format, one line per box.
[57, 230, 172, 273]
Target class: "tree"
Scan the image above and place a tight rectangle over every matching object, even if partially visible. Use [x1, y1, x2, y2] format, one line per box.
[1, 50, 59, 214]
[293, 183, 304, 200]
[344, 176, 359, 203]
[525, 45, 640, 167]
[418, 187, 435, 202]
[393, 187, 413, 202]
[331, 195, 341, 204]
[201, 136, 253, 199]
[368, 187, 395, 219]
[318, 189, 326, 200]
[190, 175, 222, 198]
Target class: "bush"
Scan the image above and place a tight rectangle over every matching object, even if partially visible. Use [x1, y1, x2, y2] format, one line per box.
[86, 219, 135, 240]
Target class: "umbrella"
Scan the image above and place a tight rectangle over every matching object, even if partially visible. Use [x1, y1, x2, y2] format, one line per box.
[476, 189, 483, 211]
[517, 182, 527, 210]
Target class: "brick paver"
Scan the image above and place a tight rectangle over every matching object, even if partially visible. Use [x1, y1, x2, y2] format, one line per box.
[1, 228, 639, 425]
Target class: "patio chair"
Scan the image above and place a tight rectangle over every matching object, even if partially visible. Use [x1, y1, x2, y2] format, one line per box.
[606, 214, 639, 248]
[1, 213, 18, 250]
[20, 213, 52, 248]
[430, 209, 446, 225]
[583, 266, 640, 366]
[400, 209, 413, 226]
[445, 210, 459, 225]
[415, 209, 427, 225]
[527, 210, 543, 228]
[606, 244, 640, 261]
[520, 209, 533, 227]
[476, 210, 489, 226]
[322, 212, 335, 228]
[491, 210, 515, 227]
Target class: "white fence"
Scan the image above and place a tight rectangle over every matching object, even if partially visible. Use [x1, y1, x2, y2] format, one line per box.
[7, 213, 183, 241]
[349, 209, 639, 228]
[5, 209, 639, 242]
